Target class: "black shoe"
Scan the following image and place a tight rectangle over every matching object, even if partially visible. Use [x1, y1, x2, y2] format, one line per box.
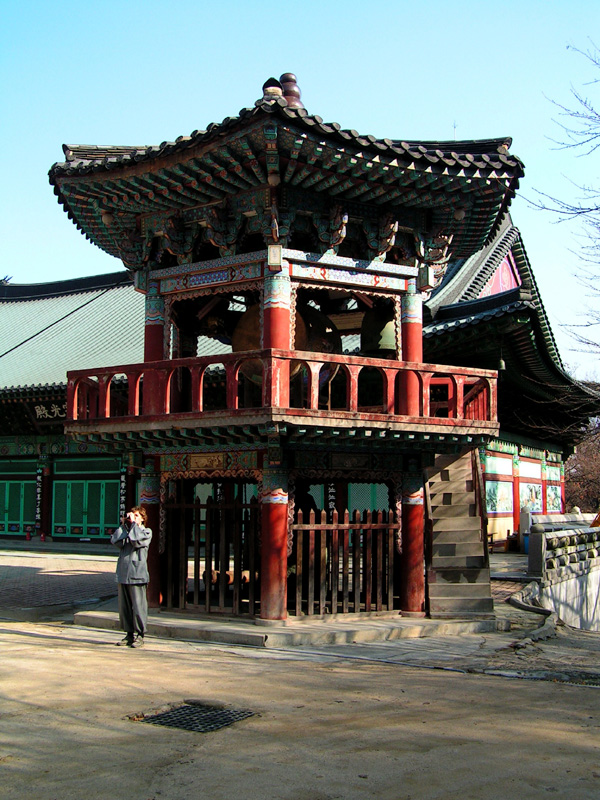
[130, 634, 144, 648]
[116, 635, 133, 647]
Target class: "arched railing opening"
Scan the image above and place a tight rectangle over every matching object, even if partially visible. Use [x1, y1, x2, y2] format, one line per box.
[328, 365, 350, 411]
[317, 362, 341, 410]
[73, 376, 99, 420]
[358, 366, 384, 412]
[290, 361, 310, 409]
[108, 374, 130, 418]
[168, 366, 193, 414]
[464, 377, 490, 420]
[237, 360, 263, 409]
[203, 364, 227, 411]
[429, 375, 453, 418]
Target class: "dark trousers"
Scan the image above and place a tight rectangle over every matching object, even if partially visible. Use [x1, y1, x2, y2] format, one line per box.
[117, 583, 148, 638]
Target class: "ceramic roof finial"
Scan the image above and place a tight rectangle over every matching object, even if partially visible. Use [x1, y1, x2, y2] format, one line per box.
[260, 77, 284, 104]
[280, 73, 304, 109]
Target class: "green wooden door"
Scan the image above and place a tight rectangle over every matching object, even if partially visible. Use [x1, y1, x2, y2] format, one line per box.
[52, 480, 120, 539]
[0, 481, 36, 535]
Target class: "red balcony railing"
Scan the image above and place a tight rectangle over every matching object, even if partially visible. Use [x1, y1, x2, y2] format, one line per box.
[66, 349, 497, 430]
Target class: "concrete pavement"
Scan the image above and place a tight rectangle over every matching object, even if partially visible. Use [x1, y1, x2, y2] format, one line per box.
[1, 539, 600, 799]
[0, 540, 598, 683]
[2, 616, 600, 800]
[0, 546, 117, 621]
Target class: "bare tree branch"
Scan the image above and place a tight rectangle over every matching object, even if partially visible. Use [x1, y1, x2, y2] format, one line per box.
[523, 43, 600, 359]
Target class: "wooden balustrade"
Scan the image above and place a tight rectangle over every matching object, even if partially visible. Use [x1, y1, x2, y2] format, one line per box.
[289, 508, 399, 615]
[66, 349, 497, 426]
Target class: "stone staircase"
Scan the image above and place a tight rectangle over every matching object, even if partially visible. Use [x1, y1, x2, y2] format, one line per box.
[425, 450, 494, 618]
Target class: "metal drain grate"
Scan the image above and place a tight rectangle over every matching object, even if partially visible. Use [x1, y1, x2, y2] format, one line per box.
[140, 703, 255, 733]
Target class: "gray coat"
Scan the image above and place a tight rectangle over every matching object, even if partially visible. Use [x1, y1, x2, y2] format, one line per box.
[110, 522, 152, 585]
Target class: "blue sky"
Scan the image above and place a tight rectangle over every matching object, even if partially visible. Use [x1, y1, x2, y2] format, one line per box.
[1, 0, 599, 377]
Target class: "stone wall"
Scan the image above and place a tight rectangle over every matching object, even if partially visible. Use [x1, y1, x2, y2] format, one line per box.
[528, 528, 600, 631]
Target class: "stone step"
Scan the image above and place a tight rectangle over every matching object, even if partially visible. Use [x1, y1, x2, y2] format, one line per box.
[430, 503, 476, 518]
[428, 462, 472, 477]
[432, 529, 484, 544]
[430, 491, 475, 507]
[428, 609, 496, 621]
[429, 477, 474, 493]
[74, 608, 498, 645]
[427, 453, 472, 476]
[428, 582, 492, 598]
[428, 597, 495, 614]
[425, 451, 493, 620]
[427, 567, 490, 585]
[431, 554, 487, 569]
[429, 468, 473, 484]
[432, 516, 481, 532]
[432, 542, 485, 558]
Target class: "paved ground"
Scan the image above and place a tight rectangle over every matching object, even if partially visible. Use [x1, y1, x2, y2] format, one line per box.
[0, 539, 528, 608]
[0, 539, 598, 682]
[1, 539, 600, 798]
[0, 546, 117, 620]
[2, 617, 600, 799]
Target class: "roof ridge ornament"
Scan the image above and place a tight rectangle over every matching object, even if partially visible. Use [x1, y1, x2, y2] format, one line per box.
[280, 73, 304, 108]
[258, 73, 304, 109]
[260, 77, 284, 105]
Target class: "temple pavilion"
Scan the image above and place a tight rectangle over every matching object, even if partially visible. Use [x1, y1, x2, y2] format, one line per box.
[2, 73, 597, 622]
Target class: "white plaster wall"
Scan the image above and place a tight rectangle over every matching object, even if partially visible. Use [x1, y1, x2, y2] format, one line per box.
[540, 567, 600, 631]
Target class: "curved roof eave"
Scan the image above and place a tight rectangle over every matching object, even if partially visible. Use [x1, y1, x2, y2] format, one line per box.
[49, 98, 523, 181]
[47, 85, 525, 268]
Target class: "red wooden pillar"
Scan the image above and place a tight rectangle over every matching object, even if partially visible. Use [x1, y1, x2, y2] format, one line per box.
[263, 250, 291, 407]
[399, 473, 426, 616]
[143, 292, 166, 416]
[263, 282, 291, 349]
[259, 250, 292, 620]
[260, 466, 289, 620]
[139, 458, 161, 608]
[399, 287, 423, 417]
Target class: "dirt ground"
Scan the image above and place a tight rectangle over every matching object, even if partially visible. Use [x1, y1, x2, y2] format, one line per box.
[1, 619, 599, 800]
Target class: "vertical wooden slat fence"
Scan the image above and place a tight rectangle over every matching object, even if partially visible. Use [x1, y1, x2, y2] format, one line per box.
[164, 494, 260, 616]
[289, 508, 399, 616]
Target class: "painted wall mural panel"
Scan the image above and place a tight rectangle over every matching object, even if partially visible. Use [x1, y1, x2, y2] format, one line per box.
[547, 465, 561, 482]
[486, 480, 513, 513]
[546, 484, 562, 512]
[520, 482, 543, 512]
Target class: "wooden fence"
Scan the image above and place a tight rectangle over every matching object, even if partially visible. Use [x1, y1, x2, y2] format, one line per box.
[164, 496, 260, 616]
[289, 508, 400, 616]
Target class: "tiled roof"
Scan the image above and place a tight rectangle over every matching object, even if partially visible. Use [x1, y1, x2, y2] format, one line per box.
[50, 99, 522, 177]
[423, 223, 600, 444]
[0, 273, 144, 391]
[426, 219, 563, 368]
[425, 295, 534, 337]
[48, 77, 525, 268]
